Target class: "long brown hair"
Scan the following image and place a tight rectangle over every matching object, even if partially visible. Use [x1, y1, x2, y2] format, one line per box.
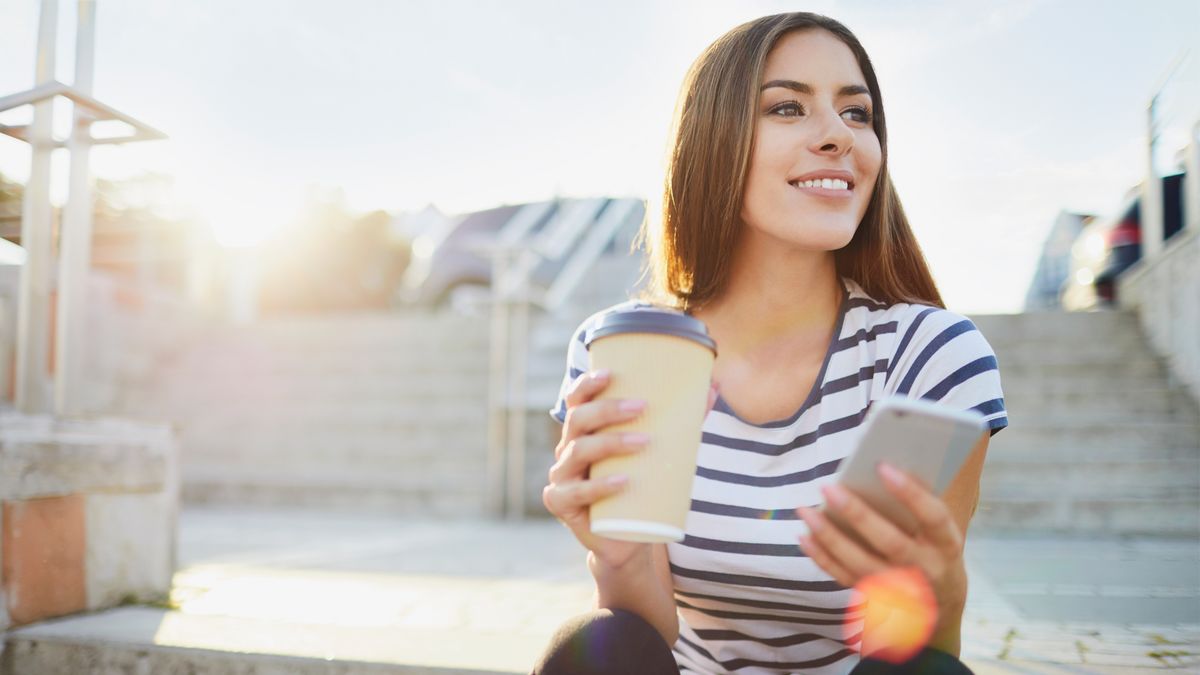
[637, 12, 944, 310]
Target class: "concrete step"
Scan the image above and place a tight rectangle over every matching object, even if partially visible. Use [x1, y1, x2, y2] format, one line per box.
[171, 353, 492, 377]
[181, 404, 490, 429]
[981, 459, 1200, 499]
[989, 424, 1199, 459]
[1002, 386, 1198, 422]
[178, 432, 489, 460]
[973, 496, 1200, 537]
[149, 374, 491, 403]
[970, 311, 1142, 342]
[4, 607, 518, 674]
[183, 480, 489, 516]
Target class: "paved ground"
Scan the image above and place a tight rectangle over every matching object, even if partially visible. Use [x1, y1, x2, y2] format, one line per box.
[10, 506, 1199, 673]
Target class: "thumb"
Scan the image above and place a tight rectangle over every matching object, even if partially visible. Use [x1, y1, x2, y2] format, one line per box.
[705, 381, 720, 417]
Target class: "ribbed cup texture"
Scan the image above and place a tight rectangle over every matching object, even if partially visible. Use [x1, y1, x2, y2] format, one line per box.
[587, 332, 715, 542]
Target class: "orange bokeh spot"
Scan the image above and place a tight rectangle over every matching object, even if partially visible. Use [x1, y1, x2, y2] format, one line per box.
[845, 567, 939, 664]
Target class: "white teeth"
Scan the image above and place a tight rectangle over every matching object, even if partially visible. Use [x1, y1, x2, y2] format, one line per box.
[793, 178, 850, 190]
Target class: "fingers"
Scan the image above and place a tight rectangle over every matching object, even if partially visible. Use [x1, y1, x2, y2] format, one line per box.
[563, 369, 611, 409]
[798, 519, 855, 587]
[878, 463, 963, 555]
[798, 506, 889, 579]
[549, 432, 649, 483]
[819, 484, 917, 565]
[542, 475, 628, 519]
[562, 397, 647, 445]
[704, 381, 720, 417]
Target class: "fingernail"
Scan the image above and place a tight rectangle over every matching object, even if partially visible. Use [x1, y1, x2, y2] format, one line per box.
[592, 369, 610, 381]
[623, 432, 650, 446]
[822, 484, 848, 508]
[879, 462, 906, 487]
[606, 474, 628, 486]
[619, 399, 646, 413]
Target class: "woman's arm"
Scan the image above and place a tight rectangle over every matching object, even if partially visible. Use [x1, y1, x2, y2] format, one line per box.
[924, 430, 989, 654]
[590, 543, 679, 645]
[797, 430, 991, 658]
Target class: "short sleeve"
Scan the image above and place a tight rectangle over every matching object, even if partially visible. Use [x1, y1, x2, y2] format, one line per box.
[548, 320, 592, 424]
[884, 307, 1009, 436]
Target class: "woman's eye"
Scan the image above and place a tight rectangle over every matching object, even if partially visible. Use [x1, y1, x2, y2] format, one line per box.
[770, 102, 805, 117]
[842, 106, 872, 124]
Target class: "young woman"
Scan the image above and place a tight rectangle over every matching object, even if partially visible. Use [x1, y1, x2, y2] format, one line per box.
[536, 12, 1007, 675]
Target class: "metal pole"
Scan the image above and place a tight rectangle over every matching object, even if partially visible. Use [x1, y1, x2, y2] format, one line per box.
[1142, 95, 1165, 260]
[55, 0, 98, 416]
[486, 248, 510, 517]
[1186, 119, 1200, 233]
[15, 0, 59, 414]
[505, 292, 528, 521]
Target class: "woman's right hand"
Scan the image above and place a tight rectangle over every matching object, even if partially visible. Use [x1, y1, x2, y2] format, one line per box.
[542, 368, 720, 570]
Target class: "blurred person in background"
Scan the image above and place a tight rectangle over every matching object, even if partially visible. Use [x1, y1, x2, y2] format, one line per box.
[536, 12, 1007, 675]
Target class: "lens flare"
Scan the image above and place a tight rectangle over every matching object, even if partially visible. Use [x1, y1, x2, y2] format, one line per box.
[845, 566, 938, 664]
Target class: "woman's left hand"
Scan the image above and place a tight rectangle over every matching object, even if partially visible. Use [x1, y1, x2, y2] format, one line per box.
[796, 462, 967, 641]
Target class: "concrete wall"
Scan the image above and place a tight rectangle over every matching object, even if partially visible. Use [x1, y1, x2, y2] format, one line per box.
[1119, 228, 1200, 411]
[0, 414, 179, 629]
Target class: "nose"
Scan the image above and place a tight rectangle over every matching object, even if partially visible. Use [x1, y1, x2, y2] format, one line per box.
[807, 106, 855, 157]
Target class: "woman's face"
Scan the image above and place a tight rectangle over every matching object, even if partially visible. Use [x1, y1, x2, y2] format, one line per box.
[740, 29, 882, 252]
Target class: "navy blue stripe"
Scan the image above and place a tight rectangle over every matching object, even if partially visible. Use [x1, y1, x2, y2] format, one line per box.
[821, 359, 888, 397]
[690, 500, 801, 520]
[575, 330, 585, 344]
[695, 628, 862, 649]
[568, 366, 583, 379]
[845, 297, 890, 312]
[918, 355, 998, 401]
[681, 534, 807, 557]
[831, 321, 898, 352]
[670, 563, 846, 592]
[886, 307, 939, 380]
[723, 648, 858, 671]
[971, 397, 1007, 416]
[695, 457, 841, 487]
[676, 599, 847, 626]
[693, 628, 857, 648]
[550, 401, 566, 423]
[701, 404, 871, 456]
[678, 634, 855, 672]
[896, 319, 977, 395]
[675, 589, 863, 614]
[988, 417, 1009, 436]
[676, 634, 724, 667]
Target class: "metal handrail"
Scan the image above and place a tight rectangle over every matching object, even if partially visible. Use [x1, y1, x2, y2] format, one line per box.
[0, 80, 167, 147]
[487, 196, 643, 519]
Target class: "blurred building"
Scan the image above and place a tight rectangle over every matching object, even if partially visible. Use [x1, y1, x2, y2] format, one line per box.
[1024, 210, 1094, 311]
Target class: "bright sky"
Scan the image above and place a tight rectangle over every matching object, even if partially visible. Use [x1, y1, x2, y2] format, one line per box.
[1, 0, 1197, 313]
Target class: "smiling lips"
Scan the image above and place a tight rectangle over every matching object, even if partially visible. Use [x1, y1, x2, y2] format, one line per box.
[788, 170, 856, 199]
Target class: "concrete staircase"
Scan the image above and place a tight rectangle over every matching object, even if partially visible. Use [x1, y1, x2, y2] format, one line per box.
[973, 310, 1200, 536]
[121, 313, 492, 515]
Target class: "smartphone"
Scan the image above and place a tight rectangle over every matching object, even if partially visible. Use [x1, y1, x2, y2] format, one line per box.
[822, 396, 986, 537]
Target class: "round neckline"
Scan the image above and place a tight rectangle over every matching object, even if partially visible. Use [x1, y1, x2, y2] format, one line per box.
[708, 277, 852, 429]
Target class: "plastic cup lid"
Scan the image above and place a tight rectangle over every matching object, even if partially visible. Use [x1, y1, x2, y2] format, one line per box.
[585, 307, 717, 355]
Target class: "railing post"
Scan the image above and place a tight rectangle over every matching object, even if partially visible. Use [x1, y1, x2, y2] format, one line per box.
[486, 248, 510, 518]
[14, 0, 59, 414]
[1142, 94, 1165, 262]
[55, 0, 98, 417]
[1186, 119, 1200, 234]
[505, 293, 529, 521]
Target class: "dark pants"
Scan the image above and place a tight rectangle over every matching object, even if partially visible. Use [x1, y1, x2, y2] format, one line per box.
[531, 610, 975, 675]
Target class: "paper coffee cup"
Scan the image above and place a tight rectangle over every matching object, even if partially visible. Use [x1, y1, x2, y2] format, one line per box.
[585, 308, 717, 543]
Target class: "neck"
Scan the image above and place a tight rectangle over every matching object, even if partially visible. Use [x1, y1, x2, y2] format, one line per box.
[693, 233, 843, 360]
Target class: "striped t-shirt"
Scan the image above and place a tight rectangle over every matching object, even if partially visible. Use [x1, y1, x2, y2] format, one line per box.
[550, 276, 1008, 675]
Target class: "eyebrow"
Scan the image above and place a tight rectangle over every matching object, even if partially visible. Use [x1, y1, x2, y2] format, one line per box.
[760, 80, 870, 98]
